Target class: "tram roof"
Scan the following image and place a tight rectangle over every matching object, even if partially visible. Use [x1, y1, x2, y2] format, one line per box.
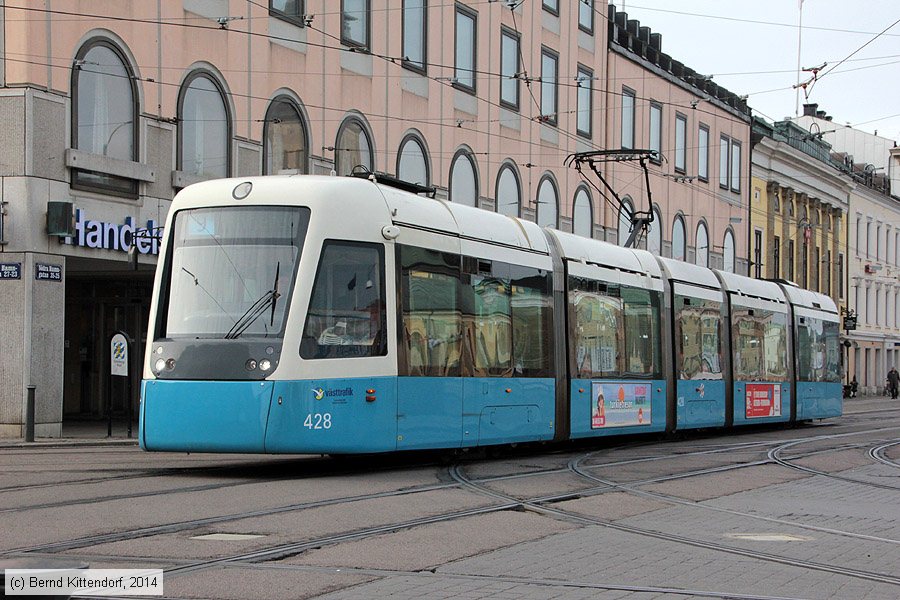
[717, 271, 787, 304]
[656, 256, 722, 290]
[547, 230, 662, 278]
[377, 183, 550, 255]
[779, 283, 838, 315]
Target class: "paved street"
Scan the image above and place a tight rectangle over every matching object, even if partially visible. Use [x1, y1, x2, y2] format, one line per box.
[1, 396, 899, 600]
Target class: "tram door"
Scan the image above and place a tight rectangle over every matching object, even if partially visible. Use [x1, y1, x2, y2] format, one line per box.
[396, 246, 464, 450]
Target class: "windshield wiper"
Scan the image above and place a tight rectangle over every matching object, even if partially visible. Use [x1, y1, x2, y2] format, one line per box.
[224, 262, 282, 340]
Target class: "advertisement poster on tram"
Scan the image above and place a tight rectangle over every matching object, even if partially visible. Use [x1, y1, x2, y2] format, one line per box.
[591, 382, 651, 429]
[745, 383, 781, 418]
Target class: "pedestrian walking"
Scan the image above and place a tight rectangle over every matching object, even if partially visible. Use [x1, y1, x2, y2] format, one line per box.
[888, 367, 899, 400]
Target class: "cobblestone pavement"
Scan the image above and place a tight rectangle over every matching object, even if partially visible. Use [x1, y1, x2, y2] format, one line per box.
[0, 397, 897, 599]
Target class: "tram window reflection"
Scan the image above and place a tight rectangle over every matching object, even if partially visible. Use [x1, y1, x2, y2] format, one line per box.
[300, 241, 386, 359]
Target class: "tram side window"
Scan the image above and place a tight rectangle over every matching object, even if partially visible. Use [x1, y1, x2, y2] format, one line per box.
[732, 306, 787, 382]
[300, 241, 386, 359]
[399, 246, 462, 377]
[622, 287, 661, 377]
[675, 295, 724, 380]
[570, 278, 661, 379]
[797, 317, 841, 383]
[763, 311, 788, 381]
[571, 279, 623, 378]
[470, 273, 513, 376]
[509, 265, 553, 377]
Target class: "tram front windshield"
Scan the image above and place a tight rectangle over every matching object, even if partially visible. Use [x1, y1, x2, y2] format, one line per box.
[161, 206, 310, 339]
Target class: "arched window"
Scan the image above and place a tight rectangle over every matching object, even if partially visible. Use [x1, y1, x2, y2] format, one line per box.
[695, 221, 709, 267]
[723, 229, 736, 273]
[71, 39, 138, 195]
[264, 95, 309, 175]
[536, 176, 558, 228]
[178, 71, 231, 179]
[450, 150, 478, 207]
[397, 134, 429, 186]
[495, 163, 521, 217]
[335, 116, 374, 176]
[618, 197, 634, 246]
[572, 188, 593, 238]
[647, 207, 662, 255]
[672, 215, 686, 261]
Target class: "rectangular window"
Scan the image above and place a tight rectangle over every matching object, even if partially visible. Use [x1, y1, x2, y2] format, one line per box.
[788, 240, 795, 281]
[675, 113, 687, 173]
[301, 241, 386, 359]
[570, 277, 662, 379]
[454, 5, 476, 93]
[542, 0, 559, 15]
[674, 295, 723, 380]
[838, 252, 844, 299]
[719, 135, 730, 189]
[812, 246, 819, 291]
[698, 124, 709, 181]
[399, 246, 461, 376]
[402, 0, 426, 72]
[540, 47, 558, 126]
[773, 236, 781, 280]
[576, 65, 593, 138]
[579, 0, 594, 33]
[649, 103, 662, 160]
[866, 220, 872, 258]
[800, 241, 808, 288]
[754, 229, 762, 279]
[730, 141, 742, 192]
[509, 264, 554, 377]
[270, 0, 304, 26]
[797, 318, 841, 383]
[622, 88, 635, 149]
[856, 216, 863, 258]
[341, 0, 370, 48]
[399, 247, 553, 378]
[499, 27, 520, 110]
[732, 307, 788, 382]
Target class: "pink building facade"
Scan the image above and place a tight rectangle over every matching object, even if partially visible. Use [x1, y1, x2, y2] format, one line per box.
[0, 1, 750, 436]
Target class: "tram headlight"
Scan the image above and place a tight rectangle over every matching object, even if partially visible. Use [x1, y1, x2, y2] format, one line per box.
[259, 359, 272, 372]
[154, 359, 166, 373]
[245, 359, 258, 371]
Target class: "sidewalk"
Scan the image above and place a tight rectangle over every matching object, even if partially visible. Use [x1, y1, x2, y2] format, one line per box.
[0, 421, 139, 449]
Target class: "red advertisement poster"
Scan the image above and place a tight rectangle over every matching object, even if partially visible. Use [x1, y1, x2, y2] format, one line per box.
[745, 383, 781, 418]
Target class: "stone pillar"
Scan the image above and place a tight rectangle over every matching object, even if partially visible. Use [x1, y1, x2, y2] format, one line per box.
[0, 252, 65, 438]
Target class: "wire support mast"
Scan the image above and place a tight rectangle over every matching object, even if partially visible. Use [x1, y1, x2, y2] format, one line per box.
[564, 149, 658, 248]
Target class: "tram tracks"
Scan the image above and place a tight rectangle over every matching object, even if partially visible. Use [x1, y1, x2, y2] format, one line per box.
[868, 440, 900, 469]
[4, 426, 895, 555]
[449, 464, 900, 588]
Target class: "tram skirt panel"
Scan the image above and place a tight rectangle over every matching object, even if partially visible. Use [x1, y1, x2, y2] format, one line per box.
[569, 380, 666, 439]
[796, 381, 842, 421]
[675, 379, 726, 430]
[733, 381, 791, 426]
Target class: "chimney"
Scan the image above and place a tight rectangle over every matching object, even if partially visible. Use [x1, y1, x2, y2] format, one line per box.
[649, 32, 662, 51]
[638, 26, 651, 44]
[802, 103, 819, 117]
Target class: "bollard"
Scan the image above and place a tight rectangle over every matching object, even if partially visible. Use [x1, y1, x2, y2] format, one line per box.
[25, 385, 35, 442]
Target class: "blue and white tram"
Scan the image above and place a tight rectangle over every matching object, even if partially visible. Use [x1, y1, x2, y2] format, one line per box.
[139, 175, 841, 454]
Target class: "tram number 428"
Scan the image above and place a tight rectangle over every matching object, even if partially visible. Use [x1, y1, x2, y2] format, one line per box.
[304, 413, 333, 430]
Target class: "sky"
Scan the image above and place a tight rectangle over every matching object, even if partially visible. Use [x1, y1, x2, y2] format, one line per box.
[608, 0, 900, 142]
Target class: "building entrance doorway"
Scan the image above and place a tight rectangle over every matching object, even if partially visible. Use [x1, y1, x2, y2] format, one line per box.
[63, 271, 152, 429]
